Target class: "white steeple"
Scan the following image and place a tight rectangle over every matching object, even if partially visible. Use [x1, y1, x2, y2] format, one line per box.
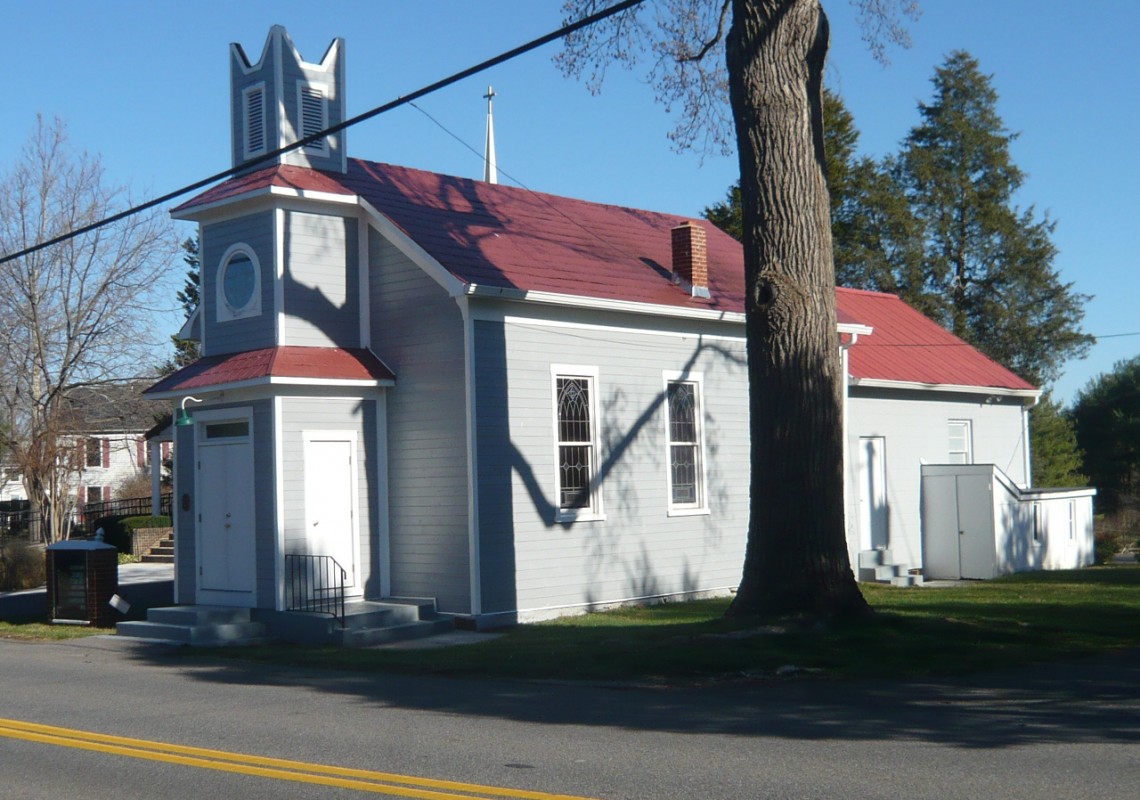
[483, 86, 498, 184]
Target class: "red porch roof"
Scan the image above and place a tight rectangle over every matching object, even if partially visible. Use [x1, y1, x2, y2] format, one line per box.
[145, 346, 395, 396]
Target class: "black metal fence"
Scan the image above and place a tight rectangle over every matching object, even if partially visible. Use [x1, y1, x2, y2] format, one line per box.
[0, 494, 172, 543]
[284, 554, 347, 627]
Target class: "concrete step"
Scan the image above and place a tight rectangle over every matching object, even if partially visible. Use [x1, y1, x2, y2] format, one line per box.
[342, 618, 455, 648]
[890, 574, 924, 587]
[147, 606, 254, 626]
[140, 554, 174, 564]
[857, 549, 894, 569]
[116, 619, 271, 645]
[874, 564, 903, 581]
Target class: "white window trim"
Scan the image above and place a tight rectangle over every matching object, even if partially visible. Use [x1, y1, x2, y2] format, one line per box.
[216, 243, 263, 322]
[242, 82, 268, 161]
[948, 419, 973, 465]
[663, 371, 710, 516]
[194, 407, 254, 445]
[297, 81, 330, 157]
[550, 365, 604, 523]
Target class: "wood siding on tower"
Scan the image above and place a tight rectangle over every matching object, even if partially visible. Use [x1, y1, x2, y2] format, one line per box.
[201, 212, 276, 356]
[282, 211, 359, 348]
[368, 228, 470, 613]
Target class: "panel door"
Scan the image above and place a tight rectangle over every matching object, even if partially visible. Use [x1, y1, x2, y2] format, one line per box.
[198, 439, 256, 599]
[956, 474, 996, 579]
[303, 437, 357, 587]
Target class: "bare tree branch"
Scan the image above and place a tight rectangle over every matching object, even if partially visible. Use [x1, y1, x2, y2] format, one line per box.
[0, 116, 177, 541]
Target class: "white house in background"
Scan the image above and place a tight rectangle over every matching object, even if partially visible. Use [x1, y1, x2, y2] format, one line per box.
[144, 27, 1091, 633]
[1, 385, 168, 516]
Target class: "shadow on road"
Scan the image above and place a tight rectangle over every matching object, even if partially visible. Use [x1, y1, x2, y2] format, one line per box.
[119, 642, 1140, 749]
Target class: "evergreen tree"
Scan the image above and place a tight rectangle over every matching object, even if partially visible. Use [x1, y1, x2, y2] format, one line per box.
[894, 51, 1091, 386]
[1072, 356, 1140, 514]
[703, 87, 908, 289]
[161, 235, 201, 375]
[1029, 393, 1086, 488]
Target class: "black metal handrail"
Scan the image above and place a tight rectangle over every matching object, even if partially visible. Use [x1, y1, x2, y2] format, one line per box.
[284, 554, 347, 627]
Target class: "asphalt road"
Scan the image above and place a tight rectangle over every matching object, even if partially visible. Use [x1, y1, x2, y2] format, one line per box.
[1, 634, 1138, 799]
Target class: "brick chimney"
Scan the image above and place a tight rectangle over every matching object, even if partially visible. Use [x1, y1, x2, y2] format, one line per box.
[670, 221, 710, 298]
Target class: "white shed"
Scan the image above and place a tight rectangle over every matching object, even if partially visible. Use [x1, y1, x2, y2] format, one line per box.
[921, 464, 1096, 579]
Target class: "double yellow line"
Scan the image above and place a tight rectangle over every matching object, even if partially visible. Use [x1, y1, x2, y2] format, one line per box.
[0, 718, 600, 800]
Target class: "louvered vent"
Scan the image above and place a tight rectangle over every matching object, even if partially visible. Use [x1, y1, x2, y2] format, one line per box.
[300, 85, 327, 153]
[245, 86, 266, 156]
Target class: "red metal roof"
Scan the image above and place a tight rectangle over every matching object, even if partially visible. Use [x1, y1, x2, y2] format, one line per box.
[838, 288, 1035, 391]
[145, 347, 395, 395]
[175, 161, 1036, 393]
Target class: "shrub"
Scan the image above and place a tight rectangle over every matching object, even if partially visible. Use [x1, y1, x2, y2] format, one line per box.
[121, 515, 172, 531]
[0, 540, 46, 591]
[1094, 508, 1140, 564]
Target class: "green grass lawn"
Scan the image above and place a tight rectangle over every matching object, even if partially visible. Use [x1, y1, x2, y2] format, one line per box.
[197, 565, 1140, 684]
[6, 565, 1138, 683]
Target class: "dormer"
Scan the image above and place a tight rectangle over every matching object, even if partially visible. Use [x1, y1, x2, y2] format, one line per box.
[230, 25, 346, 174]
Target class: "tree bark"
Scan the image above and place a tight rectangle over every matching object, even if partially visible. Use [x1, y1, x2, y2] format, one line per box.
[726, 0, 869, 620]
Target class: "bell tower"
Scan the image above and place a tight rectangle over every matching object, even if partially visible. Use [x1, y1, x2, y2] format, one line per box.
[230, 26, 346, 174]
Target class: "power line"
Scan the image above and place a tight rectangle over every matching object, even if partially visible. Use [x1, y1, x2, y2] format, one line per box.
[0, 0, 646, 267]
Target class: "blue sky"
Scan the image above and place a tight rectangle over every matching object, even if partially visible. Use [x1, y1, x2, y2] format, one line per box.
[4, 1, 1136, 404]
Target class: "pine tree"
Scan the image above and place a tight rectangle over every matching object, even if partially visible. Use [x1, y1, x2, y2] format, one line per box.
[1029, 393, 1086, 488]
[161, 235, 201, 375]
[1072, 356, 1140, 514]
[894, 51, 1091, 386]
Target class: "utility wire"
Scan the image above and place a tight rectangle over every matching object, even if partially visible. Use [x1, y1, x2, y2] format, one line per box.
[0, 0, 646, 266]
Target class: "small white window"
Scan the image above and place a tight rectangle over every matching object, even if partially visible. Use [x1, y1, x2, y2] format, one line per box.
[552, 367, 603, 521]
[298, 82, 329, 156]
[1068, 500, 1076, 541]
[665, 374, 708, 514]
[948, 420, 972, 464]
[216, 244, 262, 322]
[1032, 503, 1043, 546]
[243, 83, 267, 160]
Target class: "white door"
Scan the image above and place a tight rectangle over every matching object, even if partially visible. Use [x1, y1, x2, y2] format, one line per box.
[858, 437, 888, 550]
[303, 436, 357, 587]
[198, 435, 256, 603]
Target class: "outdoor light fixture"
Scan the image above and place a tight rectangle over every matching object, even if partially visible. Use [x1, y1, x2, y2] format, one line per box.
[175, 396, 204, 427]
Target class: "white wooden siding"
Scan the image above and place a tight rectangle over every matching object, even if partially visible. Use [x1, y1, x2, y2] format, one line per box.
[279, 397, 376, 596]
[473, 313, 749, 620]
[201, 212, 276, 355]
[846, 389, 1030, 573]
[282, 211, 358, 347]
[369, 228, 470, 613]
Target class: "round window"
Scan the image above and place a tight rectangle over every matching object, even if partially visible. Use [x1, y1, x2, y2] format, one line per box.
[222, 253, 256, 311]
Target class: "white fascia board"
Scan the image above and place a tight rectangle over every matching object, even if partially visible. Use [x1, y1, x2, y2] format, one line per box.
[146, 375, 392, 401]
[171, 185, 357, 222]
[356, 197, 467, 297]
[463, 284, 747, 324]
[849, 377, 1041, 402]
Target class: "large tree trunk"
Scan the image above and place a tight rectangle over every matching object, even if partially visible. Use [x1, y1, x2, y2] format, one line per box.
[726, 0, 869, 619]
